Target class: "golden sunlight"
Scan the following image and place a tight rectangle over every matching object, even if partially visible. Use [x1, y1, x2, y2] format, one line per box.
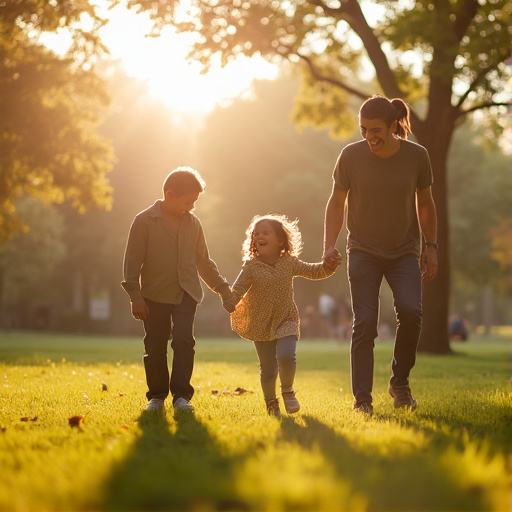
[99, 5, 278, 114]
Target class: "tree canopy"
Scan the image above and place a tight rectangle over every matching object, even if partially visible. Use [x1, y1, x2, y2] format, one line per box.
[0, 1, 114, 244]
[126, 0, 512, 353]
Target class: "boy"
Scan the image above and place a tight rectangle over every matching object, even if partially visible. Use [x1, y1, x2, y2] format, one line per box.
[122, 167, 231, 412]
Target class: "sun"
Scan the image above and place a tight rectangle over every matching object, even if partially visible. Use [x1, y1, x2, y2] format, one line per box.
[98, 5, 278, 114]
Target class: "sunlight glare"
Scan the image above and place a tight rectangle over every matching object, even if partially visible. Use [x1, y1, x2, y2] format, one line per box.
[99, 5, 278, 114]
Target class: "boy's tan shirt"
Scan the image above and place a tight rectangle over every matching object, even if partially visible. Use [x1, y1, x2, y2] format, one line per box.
[122, 200, 228, 304]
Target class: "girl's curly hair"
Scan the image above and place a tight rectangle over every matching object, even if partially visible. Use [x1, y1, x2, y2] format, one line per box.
[241, 214, 303, 261]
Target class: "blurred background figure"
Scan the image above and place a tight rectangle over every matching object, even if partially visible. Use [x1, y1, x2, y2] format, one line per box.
[449, 315, 469, 341]
[318, 293, 337, 339]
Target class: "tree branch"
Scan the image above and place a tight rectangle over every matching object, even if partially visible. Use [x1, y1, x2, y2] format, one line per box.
[458, 101, 512, 117]
[306, 0, 403, 99]
[456, 61, 508, 109]
[451, 0, 479, 40]
[297, 53, 370, 100]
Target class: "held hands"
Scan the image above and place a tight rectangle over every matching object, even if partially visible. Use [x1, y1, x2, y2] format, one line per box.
[323, 247, 343, 271]
[219, 287, 236, 313]
[421, 245, 438, 282]
[222, 299, 236, 314]
[131, 296, 149, 321]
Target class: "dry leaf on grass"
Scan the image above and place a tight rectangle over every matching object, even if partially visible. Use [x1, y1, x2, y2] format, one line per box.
[68, 415, 85, 427]
[211, 387, 254, 396]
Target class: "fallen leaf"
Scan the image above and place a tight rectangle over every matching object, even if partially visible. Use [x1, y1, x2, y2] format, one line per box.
[68, 415, 85, 427]
[234, 387, 251, 395]
[211, 388, 254, 396]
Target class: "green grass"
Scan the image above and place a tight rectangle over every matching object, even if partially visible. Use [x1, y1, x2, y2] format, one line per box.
[0, 330, 511, 512]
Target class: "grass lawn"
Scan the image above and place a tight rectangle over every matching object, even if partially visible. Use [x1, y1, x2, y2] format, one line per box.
[0, 330, 510, 511]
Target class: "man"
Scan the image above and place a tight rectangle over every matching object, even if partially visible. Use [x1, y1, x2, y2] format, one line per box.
[323, 95, 438, 415]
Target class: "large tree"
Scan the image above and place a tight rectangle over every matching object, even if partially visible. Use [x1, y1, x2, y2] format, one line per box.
[0, 1, 115, 244]
[128, 0, 512, 353]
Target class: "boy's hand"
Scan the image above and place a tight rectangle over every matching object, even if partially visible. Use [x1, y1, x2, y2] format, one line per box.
[222, 300, 236, 314]
[221, 290, 237, 314]
[131, 296, 148, 321]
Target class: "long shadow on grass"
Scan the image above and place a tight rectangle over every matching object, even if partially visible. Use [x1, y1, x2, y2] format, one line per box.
[280, 415, 488, 512]
[103, 410, 250, 511]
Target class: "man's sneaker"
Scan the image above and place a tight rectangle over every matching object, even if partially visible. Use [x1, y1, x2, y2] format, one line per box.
[389, 385, 417, 410]
[173, 397, 194, 411]
[353, 401, 374, 416]
[266, 399, 281, 418]
[282, 391, 300, 414]
[145, 398, 164, 412]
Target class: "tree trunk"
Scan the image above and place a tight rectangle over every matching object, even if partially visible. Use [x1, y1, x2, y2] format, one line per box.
[414, 117, 454, 354]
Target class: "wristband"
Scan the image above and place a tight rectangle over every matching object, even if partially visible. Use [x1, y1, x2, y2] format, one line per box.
[425, 242, 438, 250]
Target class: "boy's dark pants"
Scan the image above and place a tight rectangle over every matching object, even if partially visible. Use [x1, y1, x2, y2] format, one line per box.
[142, 293, 198, 404]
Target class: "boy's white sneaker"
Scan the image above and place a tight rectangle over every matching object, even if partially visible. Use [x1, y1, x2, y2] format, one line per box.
[173, 397, 194, 411]
[282, 391, 300, 414]
[145, 398, 165, 411]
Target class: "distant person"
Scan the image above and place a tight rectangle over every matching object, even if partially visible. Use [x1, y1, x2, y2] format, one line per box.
[318, 293, 337, 338]
[121, 167, 231, 413]
[449, 315, 468, 341]
[223, 214, 340, 418]
[323, 95, 438, 415]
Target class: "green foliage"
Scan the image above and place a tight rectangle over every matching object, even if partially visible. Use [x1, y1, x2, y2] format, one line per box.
[0, 197, 66, 319]
[0, 333, 510, 511]
[125, 0, 512, 353]
[133, 0, 512, 130]
[448, 122, 512, 292]
[0, 1, 115, 245]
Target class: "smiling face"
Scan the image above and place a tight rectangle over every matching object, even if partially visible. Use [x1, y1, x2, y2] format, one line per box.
[359, 116, 399, 158]
[252, 220, 284, 260]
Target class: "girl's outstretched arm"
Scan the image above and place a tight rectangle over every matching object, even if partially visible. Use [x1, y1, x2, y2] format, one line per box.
[222, 263, 253, 312]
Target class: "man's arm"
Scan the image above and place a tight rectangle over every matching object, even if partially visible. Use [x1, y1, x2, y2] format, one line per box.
[416, 186, 438, 282]
[323, 185, 347, 265]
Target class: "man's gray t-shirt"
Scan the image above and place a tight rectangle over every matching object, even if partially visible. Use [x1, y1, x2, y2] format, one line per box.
[333, 139, 433, 260]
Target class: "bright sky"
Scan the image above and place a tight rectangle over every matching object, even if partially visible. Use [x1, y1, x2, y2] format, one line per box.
[42, 4, 278, 115]
[101, 5, 278, 113]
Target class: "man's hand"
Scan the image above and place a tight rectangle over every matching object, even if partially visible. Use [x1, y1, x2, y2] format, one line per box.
[421, 246, 438, 282]
[323, 247, 342, 270]
[131, 296, 149, 321]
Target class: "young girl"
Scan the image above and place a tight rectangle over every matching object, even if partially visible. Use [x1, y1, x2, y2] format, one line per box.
[223, 214, 340, 417]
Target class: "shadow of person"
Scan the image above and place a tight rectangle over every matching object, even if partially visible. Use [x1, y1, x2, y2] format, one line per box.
[103, 409, 250, 511]
[279, 414, 488, 512]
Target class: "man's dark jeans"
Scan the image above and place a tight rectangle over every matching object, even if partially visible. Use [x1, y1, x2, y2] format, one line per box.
[142, 293, 198, 404]
[348, 250, 422, 405]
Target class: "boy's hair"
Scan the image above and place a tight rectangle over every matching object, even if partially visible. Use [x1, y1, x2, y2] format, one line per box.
[242, 214, 303, 261]
[163, 167, 205, 196]
[359, 95, 412, 140]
